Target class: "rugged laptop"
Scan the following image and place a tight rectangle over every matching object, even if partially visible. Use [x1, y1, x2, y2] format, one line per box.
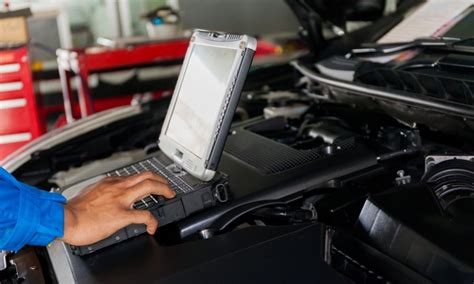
[63, 30, 256, 255]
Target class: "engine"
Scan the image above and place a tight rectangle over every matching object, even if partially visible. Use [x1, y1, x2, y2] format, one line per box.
[5, 70, 474, 284]
[223, 89, 474, 283]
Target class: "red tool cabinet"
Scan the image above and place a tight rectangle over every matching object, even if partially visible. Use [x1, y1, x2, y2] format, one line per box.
[0, 46, 44, 161]
[56, 39, 281, 124]
[56, 39, 190, 124]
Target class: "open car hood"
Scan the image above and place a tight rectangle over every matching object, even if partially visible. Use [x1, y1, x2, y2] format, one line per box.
[292, 59, 474, 138]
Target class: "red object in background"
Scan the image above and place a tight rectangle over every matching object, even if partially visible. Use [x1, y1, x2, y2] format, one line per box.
[57, 38, 280, 125]
[0, 39, 281, 160]
[57, 39, 190, 124]
[255, 40, 282, 57]
[0, 46, 44, 160]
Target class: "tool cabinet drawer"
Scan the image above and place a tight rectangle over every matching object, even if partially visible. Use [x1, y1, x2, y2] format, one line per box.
[0, 99, 32, 134]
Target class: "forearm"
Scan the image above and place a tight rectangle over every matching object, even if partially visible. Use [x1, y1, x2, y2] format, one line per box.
[0, 168, 66, 252]
[58, 205, 78, 244]
[1, 189, 66, 251]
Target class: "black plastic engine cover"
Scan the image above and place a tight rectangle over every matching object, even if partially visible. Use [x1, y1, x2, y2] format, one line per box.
[330, 185, 474, 284]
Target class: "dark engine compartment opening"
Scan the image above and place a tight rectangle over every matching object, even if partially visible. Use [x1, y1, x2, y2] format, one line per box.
[5, 60, 474, 284]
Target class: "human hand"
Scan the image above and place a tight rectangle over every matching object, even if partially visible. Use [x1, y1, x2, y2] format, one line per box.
[59, 172, 175, 246]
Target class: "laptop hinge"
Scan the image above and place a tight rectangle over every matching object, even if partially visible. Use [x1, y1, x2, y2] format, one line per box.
[173, 161, 183, 172]
[171, 152, 184, 173]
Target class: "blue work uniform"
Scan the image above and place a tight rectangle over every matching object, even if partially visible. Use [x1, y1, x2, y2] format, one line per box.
[0, 168, 65, 251]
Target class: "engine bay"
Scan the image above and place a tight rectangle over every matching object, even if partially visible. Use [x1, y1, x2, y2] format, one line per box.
[3, 0, 474, 283]
[240, 88, 474, 283]
[4, 67, 474, 282]
[3, 46, 474, 284]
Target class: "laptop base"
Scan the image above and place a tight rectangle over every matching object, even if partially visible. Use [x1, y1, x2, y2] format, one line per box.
[70, 152, 229, 256]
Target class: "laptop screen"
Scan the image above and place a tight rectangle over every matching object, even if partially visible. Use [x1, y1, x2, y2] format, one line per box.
[165, 44, 237, 158]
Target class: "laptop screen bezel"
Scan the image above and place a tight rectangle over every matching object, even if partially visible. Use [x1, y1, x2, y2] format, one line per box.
[158, 30, 254, 181]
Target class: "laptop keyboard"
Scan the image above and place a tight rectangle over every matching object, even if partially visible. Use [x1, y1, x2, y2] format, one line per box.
[107, 157, 194, 210]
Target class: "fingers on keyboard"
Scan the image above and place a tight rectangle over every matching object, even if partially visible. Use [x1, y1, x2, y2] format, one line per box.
[123, 171, 169, 187]
[126, 179, 175, 206]
[128, 210, 158, 235]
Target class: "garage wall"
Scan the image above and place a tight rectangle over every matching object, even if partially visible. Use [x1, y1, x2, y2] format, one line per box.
[178, 0, 299, 35]
[66, 0, 167, 45]
[6, 0, 298, 48]
[7, 0, 167, 47]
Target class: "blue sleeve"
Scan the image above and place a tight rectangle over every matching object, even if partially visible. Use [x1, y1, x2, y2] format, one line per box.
[0, 167, 66, 252]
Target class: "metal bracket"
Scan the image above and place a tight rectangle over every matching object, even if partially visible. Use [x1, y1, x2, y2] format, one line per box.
[0, 250, 9, 271]
[395, 170, 412, 186]
[214, 184, 229, 203]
